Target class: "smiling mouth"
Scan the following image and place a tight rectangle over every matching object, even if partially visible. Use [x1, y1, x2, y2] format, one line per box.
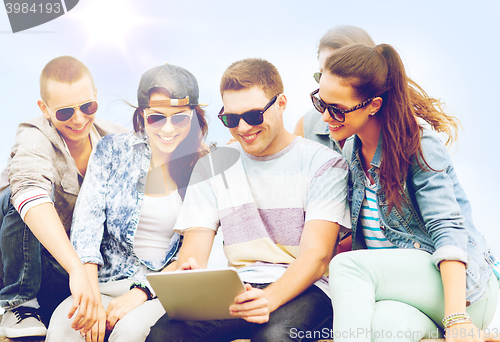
[67, 122, 89, 132]
[329, 124, 343, 130]
[157, 134, 178, 143]
[240, 132, 259, 142]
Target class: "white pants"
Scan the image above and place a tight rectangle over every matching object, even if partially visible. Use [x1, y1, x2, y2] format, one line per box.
[46, 279, 165, 342]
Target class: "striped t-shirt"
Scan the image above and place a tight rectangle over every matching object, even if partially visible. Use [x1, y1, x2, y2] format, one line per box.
[361, 176, 397, 249]
[174, 137, 351, 295]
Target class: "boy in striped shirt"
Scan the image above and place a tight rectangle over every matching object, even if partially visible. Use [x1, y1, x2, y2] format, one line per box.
[147, 58, 351, 342]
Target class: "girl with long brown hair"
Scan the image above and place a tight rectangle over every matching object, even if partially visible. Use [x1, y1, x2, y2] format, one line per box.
[316, 43, 499, 341]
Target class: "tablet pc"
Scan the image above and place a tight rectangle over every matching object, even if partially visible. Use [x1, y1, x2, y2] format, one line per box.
[147, 268, 246, 321]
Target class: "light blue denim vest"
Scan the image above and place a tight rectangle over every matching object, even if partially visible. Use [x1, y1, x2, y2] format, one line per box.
[303, 108, 342, 154]
[343, 129, 497, 305]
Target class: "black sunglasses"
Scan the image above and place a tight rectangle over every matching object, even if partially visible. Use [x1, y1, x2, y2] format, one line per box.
[144, 110, 193, 129]
[218, 94, 279, 128]
[310, 89, 374, 123]
[51, 100, 98, 122]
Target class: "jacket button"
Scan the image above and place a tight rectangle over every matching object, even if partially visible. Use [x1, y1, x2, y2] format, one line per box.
[379, 224, 385, 230]
[466, 300, 471, 307]
[413, 242, 420, 249]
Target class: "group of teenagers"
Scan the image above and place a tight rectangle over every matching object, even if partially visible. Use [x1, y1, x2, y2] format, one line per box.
[0, 25, 499, 342]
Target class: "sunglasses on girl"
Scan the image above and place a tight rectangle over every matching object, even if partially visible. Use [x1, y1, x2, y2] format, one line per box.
[310, 89, 374, 123]
[144, 109, 194, 129]
[49, 100, 98, 122]
[218, 94, 279, 128]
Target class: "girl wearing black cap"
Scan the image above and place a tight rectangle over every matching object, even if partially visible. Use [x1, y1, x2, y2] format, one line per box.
[47, 64, 208, 342]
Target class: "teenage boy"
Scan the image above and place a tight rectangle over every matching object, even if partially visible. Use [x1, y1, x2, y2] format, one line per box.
[0, 56, 127, 338]
[147, 58, 351, 341]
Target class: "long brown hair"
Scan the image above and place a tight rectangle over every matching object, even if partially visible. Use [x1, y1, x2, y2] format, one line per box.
[318, 25, 459, 146]
[132, 101, 208, 200]
[324, 43, 460, 209]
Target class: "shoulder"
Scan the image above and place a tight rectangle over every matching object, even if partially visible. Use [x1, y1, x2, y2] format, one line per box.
[13, 116, 58, 152]
[293, 137, 348, 172]
[419, 128, 446, 149]
[303, 108, 324, 137]
[94, 131, 139, 156]
[303, 108, 322, 125]
[420, 128, 448, 158]
[93, 118, 129, 136]
[415, 128, 451, 169]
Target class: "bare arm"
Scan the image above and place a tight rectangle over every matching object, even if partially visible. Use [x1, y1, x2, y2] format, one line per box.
[230, 220, 339, 323]
[293, 115, 305, 137]
[24, 203, 98, 334]
[81, 264, 105, 342]
[440, 261, 500, 342]
[176, 227, 216, 270]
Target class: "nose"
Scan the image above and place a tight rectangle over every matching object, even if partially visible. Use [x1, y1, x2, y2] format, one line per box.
[161, 117, 176, 134]
[237, 117, 253, 133]
[72, 108, 86, 125]
[321, 109, 331, 123]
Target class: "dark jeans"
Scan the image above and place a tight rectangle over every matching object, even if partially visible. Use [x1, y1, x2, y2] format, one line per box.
[146, 283, 333, 342]
[0, 187, 70, 324]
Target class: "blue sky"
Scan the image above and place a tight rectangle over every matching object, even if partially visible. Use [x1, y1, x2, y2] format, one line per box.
[0, 0, 499, 259]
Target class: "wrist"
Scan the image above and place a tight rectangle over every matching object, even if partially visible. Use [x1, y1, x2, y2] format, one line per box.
[130, 282, 154, 301]
[442, 312, 472, 329]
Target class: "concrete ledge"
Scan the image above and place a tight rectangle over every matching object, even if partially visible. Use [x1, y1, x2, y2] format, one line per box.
[231, 340, 445, 342]
[0, 336, 446, 342]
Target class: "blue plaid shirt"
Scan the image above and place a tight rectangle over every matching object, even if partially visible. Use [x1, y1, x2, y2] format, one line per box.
[70, 131, 180, 282]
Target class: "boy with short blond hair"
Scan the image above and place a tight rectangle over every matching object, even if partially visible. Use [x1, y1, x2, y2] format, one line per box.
[0, 56, 127, 338]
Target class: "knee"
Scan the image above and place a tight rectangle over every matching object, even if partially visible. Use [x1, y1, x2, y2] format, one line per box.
[46, 296, 79, 341]
[109, 318, 153, 342]
[46, 315, 82, 342]
[253, 323, 295, 342]
[329, 251, 359, 290]
[330, 250, 357, 273]
[371, 301, 436, 342]
[145, 315, 173, 342]
[110, 325, 148, 342]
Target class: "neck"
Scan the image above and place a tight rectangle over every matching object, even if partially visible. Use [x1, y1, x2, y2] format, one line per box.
[266, 129, 296, 156]
[150, 153, 171, 170]
[357, 118, 382, 171]
[64, 135, 91, 156]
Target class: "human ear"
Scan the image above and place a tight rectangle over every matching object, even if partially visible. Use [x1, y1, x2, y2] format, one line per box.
[276, 93, 287, 112]
[37, 100, 50, 120]
[369, 97, 383, 115]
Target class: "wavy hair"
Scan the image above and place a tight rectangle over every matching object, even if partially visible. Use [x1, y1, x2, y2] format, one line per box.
[324, 43, 460, 208]
[318, 26, 459, 146]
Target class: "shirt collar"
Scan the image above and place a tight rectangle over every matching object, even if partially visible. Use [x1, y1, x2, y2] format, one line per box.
[314, 119, 330, 135]
[128, 130, 149, 147]
[59, 124, 102, 155]
[353, 130, 383, 169]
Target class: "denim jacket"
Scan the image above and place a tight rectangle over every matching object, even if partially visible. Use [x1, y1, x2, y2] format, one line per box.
[345, 128, 497, 305]
[70, 131, 180, 283]
[303, 108, 342, 153]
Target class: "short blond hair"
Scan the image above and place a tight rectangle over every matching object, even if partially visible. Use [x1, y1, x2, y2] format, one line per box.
[40, 56, 94, 102]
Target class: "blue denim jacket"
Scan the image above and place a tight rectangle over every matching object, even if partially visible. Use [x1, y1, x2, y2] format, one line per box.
[303, 108, 342, 153]
[345, 129, 497, 305]
[71, 131, 180, 283]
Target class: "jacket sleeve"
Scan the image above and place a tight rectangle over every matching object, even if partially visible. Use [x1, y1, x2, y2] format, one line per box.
[70, 136, 114, 266]
[410, 130, 468, 269]
[9, 124, 56, 219]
